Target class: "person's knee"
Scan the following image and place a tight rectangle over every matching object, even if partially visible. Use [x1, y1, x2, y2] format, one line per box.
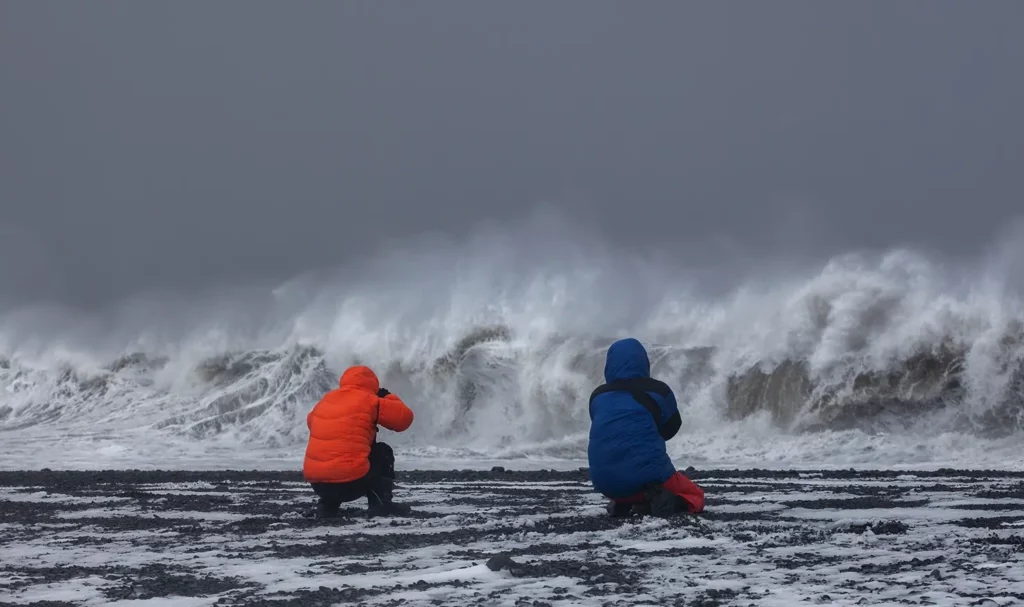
[371, 441, 394, 456]
[665, 471, 704, 495]
[370, 441, 395, 463]
[649, 473, 706, 516]
[369, 441, 396, 477]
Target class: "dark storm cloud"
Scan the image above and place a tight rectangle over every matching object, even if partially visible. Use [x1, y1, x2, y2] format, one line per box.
[2, 1, 1023, 308]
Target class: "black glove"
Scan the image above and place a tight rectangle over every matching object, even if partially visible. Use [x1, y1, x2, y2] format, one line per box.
[377, 388, 390, 398]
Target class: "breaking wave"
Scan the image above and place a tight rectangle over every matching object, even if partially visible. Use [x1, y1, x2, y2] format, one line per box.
[3, 211, 1024, 468]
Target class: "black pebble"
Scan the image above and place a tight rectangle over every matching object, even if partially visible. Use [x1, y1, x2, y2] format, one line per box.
[486, 554, 517, 572]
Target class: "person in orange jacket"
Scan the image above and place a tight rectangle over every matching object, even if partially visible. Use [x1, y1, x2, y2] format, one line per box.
[303, 365, 415, 518]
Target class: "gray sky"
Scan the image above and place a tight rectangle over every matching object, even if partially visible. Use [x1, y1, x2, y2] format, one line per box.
[2, 1, 1023, 310]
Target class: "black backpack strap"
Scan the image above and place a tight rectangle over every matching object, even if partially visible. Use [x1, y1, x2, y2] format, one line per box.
[371, 399, 381, 445]
[589, 378, 671, 428]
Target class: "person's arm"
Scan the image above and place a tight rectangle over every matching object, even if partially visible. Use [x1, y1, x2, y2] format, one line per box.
[306, 404, 317, 431]
[659, 388, 682, 441]
[376, 388, 414, 432]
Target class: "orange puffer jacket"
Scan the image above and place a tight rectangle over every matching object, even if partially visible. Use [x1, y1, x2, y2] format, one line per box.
[302, 365, 414, 484]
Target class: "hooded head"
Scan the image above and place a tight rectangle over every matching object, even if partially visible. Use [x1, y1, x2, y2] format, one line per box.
[339, 365, 380, 393]
[603, 338, 651, 383]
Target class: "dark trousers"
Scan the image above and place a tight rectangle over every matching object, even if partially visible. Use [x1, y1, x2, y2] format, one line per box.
[310, 441, 396, 508]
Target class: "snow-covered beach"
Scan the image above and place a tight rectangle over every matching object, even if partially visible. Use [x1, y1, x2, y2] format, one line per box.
[2, 468, 1023, 606]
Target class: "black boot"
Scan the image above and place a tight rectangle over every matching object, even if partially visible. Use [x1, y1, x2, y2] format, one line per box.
[631, 501, 652, 516]
[643, 484, 687, 518]
[315, 499, 340, 520]
[606, 500, 633, 518]
[367, 477, 412, 517]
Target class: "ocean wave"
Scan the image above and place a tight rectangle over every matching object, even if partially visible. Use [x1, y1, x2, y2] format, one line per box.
[2, 214, 1024, 466]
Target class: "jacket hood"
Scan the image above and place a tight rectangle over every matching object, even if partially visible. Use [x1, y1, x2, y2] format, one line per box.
[603, 338, 651, 382]
[339, 365, 380, 392]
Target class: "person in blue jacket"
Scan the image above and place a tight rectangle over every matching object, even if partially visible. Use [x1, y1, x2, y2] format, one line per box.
[587, 337, 705, 517]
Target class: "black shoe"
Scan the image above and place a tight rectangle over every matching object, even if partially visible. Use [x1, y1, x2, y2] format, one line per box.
[644, 484, 687, 518]
[607, 500, 633, 518]
[368, 498, 412, 517]
[631, 501, 652, 516]
[367, 477, 412, 517]
[315, 500, 340, 520]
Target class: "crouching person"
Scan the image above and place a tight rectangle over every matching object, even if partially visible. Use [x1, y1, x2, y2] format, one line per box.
[587, 338, 705, 517]
[303, 365, 414, 518]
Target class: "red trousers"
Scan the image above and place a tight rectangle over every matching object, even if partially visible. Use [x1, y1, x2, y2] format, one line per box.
[610, 471, 705, 514]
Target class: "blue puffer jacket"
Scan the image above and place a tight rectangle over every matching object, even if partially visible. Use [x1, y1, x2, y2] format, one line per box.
[587, 338, 682, 498]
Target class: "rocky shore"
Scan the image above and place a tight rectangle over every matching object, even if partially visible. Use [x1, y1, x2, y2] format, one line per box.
[2, 468, 1023, 606]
